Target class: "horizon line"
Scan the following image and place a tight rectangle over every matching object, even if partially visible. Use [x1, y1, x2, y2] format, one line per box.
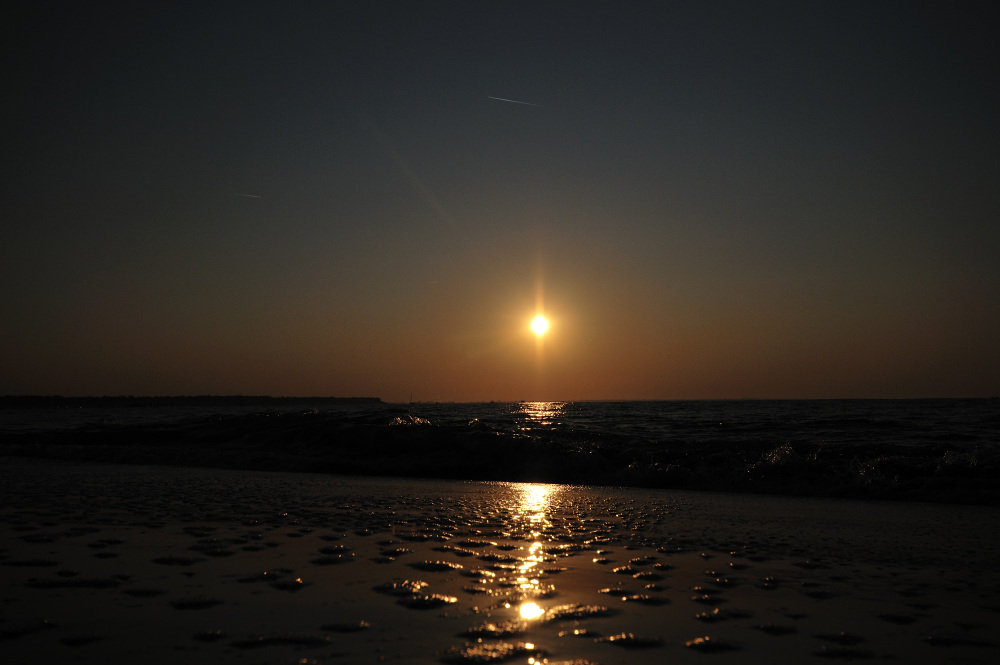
[1, 394, 994, 404]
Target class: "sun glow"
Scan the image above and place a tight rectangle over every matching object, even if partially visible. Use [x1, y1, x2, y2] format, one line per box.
[531, 315, 549, 336]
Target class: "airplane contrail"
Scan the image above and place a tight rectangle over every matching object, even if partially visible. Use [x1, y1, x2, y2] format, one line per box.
[232, 193, 262, 198]
[488, 95, 543, 107]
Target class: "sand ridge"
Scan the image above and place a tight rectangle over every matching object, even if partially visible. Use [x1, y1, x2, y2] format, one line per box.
[1, 458, 999, 664]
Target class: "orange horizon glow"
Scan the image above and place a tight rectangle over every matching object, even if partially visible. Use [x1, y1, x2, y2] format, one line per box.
[5, 6, 998, 405]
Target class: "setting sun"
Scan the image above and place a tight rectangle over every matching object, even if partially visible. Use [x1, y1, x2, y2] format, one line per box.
[531, 315, 549, 336]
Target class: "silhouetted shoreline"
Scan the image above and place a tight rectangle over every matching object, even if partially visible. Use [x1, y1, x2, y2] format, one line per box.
[2, 400, 998, 505]
[0, 395, 383, 409]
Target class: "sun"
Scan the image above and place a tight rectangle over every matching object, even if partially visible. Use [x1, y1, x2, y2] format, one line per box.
[531, 315, 549, 336]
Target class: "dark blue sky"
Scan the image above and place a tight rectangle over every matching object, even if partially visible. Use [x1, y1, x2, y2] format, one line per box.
[4, 1, 998, 400]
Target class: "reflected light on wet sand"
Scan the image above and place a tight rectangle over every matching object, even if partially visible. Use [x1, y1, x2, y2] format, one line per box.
[520, 485, 551, 524]
[515, 541, 545, 600]
[511, 483, 560, 618]
[515, 482, 561, 543]
[519, 602, 544, 619]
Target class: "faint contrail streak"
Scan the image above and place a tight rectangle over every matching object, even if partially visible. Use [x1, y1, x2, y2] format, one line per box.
[232, 193, 262, 198]
[488, 95, 543, 107]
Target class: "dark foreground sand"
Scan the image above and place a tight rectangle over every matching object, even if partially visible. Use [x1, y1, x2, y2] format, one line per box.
[2, 457, 999, 664]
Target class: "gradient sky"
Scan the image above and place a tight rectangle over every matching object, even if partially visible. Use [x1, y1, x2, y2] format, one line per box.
[4, 1, 999, 402]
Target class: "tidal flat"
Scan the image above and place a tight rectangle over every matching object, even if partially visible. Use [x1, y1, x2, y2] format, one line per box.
[1, 458, 999, 664]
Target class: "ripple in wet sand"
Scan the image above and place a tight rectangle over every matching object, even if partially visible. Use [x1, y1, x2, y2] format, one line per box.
[59, 634, 104, 647]
[230, 634, 331, 649]
[814, 632, 865, 646]
[373, 580, 429, 595]
[813, 645, 876, 659]
[435, 545, 479, 557]
[121, 588, 166, 597]
[271, 577, 311, 592]
[381, 547, 413, 557]
[170, 596, 223, 610]
[2, 559, 60, 567]
[441, 641, 546, 664]
[461, 621, 529, 638]
[618, 593, 668, 606]
[397, 593, 458, 609]
[694, 608, 752, 622]
[759, 576, 780, 590]
[922, 628, 995, 647]
[685, 636, 740, 652]
[26, 577, 121, 589]
[875, 613, 917, 625]
[238, 569, 289, 583]
[544, 603, 613, 621]
[310, 553, 355, 565]
[152, 555, 205, 566]
[597, 632, 663, 649]
[409, 560, 464, 572]
[754, 623, 797, 635]
[321, 620, 371, 632]
[0, 618, 55, 640]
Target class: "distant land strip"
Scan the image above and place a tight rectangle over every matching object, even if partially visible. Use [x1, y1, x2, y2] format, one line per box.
[0, 395, 383, 408]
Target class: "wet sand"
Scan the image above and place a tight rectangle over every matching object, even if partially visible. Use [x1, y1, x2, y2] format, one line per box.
[2, 457, 999, 664]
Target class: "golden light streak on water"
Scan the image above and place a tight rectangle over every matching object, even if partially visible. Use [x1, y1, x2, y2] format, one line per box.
[519, 602, 544, 619]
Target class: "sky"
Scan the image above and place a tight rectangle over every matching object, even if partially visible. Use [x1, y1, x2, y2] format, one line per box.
[4, 1, 999, 402]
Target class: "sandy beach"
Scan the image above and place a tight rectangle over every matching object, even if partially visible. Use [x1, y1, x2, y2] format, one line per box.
[2, 457, 999, 664]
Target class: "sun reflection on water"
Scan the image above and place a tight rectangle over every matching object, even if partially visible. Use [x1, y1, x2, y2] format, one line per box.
[515, 541, 545, 598]
[506, 483, 561, 618]
[514, 483, 559, 543]
[483, 473, 568, 624]
[515, 401, 567, 432]
[521, 485, 550, 523]
[519, 601, 544, 619]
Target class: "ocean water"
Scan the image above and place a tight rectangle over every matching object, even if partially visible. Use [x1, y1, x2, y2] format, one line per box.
[2, 399, 998, 504]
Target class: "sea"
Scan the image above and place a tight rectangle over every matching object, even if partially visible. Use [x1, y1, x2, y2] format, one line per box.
[2, 398, 998, 504]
